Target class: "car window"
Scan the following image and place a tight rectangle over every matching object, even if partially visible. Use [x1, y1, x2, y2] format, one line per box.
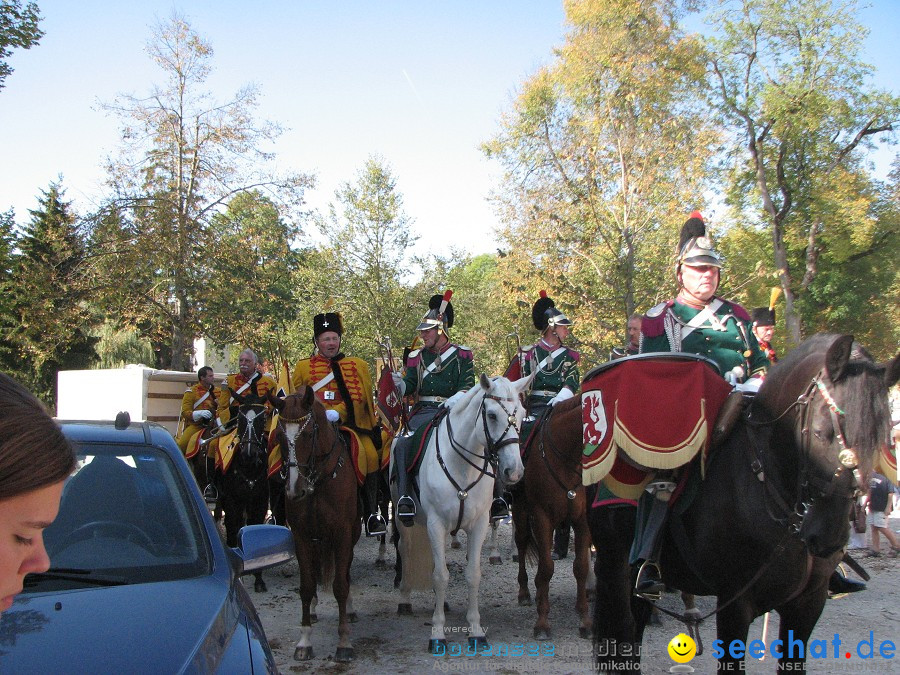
[33, 443, 212, 589]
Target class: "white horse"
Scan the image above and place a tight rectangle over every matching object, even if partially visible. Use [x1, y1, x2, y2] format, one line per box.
[393, 374, 528, 653]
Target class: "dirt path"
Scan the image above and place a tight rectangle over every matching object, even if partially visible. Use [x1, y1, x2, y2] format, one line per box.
[251, 520, 899, 674]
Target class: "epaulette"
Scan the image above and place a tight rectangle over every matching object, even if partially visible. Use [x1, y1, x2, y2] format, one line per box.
[642, 301, 673, 338]
[567, 348, 581, 363]
[406, 349, 421, 367]
[521, 344, 534, 352]
[725, 300, 751, 322]
[456, 346, 473, 359]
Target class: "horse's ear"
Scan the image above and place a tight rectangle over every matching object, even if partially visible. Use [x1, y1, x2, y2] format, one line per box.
[884, 352, 900, 389]
[480, 373, 491, 391]
[267, 389, 285, 412]
[229, 387, 245, 405]
[303, 385, 315, 408]
[825, 334, 854, 383]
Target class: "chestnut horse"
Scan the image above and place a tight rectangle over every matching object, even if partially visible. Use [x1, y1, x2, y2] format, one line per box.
[590, 334, 900, 672]
[271, 386, 361, 663]
[511, 396, 594, 640]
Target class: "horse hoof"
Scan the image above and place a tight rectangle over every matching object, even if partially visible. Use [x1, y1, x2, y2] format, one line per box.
[518, 596, 532, 607]
[533, 628, 551, 641]
[348, 612, 358, 623]
[254, 579, 267, 593]
[468, 636, 489, 651]
[429, 638, 448, 654]
[294, 646, 314, 661]
[579, 626, 591, 639]
[398, 603, 413, 616]
[334, 647, 354, 662]
[375, 559, 387, 570]
[450, 539, 461, 550]
[489, 555, 502, 565]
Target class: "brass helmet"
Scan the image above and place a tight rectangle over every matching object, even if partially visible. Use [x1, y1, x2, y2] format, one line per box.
[416, 290, 454, 336]
[532, 290, 573, 332]
[676, 211, 724, 269]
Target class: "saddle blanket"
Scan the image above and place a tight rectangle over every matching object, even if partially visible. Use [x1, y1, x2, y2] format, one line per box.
[582, 357, 732, 486]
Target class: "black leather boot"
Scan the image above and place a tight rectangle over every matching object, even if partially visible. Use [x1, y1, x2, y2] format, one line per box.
[394, 438, 415, 526]
[362, 473, 387, 537]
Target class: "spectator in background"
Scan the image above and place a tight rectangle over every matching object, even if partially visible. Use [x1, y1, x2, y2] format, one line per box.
[0, 373, 76, 612]
[866, 472, 900, 557]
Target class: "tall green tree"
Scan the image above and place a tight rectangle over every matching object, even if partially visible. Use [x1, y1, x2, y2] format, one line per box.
[0, 0, 42, 91]
[97, 13, 311, 370]
[203, 190, 303, 362]
[484, 0, 718, 361]
[4, 183, 97, 403]
[708, 0, 900, 347]
[308, 157, 419, 366]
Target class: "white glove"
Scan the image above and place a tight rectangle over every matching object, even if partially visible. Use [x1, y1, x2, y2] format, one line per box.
[443, 390, 467, 410]
[735, 377, 763, 393]
[192, 410, 213, 422]
[325, 409, 341, 423]
[391, 371, 406, 397]
[548, 388, 574, 407]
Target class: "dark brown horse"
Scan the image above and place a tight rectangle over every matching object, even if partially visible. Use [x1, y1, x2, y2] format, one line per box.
[271, 386, 361, 663]
[590, 334, 900, 672]
[512, 396, 594, 640]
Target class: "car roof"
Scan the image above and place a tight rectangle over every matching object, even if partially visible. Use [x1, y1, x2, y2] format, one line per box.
[56, 419, 181, 454]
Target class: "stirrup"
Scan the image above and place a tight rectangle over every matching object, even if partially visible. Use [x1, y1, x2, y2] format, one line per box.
[490, 497, 509, 522]
[203, 484, 218, 504]
[635, 560, 665, 599]
[397, 496, 416, 526]
[365, 514, 387, 537]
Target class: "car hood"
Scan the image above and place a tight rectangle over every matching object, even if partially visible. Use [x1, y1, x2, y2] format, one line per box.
[0, 575, 249, 673]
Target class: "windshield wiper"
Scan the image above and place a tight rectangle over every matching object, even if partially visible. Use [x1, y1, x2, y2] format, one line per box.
[25, 568, 129, 587]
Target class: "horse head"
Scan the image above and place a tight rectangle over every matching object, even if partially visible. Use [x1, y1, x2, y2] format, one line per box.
[757, 333, 900, 556]
[276, 386, 337, 501]
[230, 389, 269, 468]
[472, 373, 528, 486]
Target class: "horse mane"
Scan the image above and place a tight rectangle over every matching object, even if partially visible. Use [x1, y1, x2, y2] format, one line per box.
[762, 333, 891, 456]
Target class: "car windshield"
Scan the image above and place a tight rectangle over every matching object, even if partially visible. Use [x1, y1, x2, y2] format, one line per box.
[26, 442, 212, 591]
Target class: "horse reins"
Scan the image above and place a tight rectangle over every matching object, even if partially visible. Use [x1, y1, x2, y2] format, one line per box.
[435, 391, 521, 536]
[536, 406, 582, 513]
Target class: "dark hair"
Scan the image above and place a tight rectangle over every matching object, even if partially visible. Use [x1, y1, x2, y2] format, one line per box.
[197, 366, 213, 380]
[0, 373, 76, 501]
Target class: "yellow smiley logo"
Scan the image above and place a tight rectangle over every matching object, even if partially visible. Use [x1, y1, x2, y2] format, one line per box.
[667, 633, 697, 663]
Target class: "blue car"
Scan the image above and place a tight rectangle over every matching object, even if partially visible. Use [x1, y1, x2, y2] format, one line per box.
[0, 417, 294, 673]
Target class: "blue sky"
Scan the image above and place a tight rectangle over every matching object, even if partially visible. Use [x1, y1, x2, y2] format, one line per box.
[0, 1, 896, 256]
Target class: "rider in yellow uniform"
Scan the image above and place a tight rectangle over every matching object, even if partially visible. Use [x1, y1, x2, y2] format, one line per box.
[292, 312, 387, 538]
[176, 366, 219, 454]
[218, 349, 279, 426]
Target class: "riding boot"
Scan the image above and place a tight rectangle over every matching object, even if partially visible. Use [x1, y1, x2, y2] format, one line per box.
[552, 521, 571, 560]
[394, 436, 416, 527]
[711, 390, 745, 449]
[633, 484, 671, 598]
[362, 473, 387, 537]
[490, 476, 510, 522]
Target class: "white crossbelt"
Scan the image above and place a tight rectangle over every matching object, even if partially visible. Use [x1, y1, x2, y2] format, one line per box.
[680, 299, 724, 339]
[193, 389, 212, 409]
[311, 371, 335, 392]
[422, 346, 457, 380]
[228, 372, 259, 405]
[534, 346, 567, 370]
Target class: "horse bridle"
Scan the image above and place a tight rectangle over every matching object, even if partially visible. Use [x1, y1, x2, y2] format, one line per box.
[436, 390, 522, 536]
[536, 406, 581, 506]
[279, 409, 345, 500]
[747, 370, 864, 533]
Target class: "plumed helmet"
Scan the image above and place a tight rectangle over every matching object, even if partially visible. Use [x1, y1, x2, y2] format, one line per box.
[313, 312, 343, 339]
[676, 211, 724, 269]
[416, 290, 454, 334]
[751, 307, 775, 326]
[532, 290, 573, 331]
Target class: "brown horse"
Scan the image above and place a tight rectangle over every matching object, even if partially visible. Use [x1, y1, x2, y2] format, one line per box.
[270, 386, 361, 663]
[512, 395, 594, 640]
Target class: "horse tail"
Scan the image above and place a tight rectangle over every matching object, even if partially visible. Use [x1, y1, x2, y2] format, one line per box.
[315, 539, 335, 589]
[399, 523, 433, 591]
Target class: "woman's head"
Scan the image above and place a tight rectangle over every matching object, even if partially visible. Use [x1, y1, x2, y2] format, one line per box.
[0, 373, 76, 611]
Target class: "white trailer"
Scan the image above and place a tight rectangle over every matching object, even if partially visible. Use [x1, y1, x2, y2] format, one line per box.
[57, 365, 226, 436]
